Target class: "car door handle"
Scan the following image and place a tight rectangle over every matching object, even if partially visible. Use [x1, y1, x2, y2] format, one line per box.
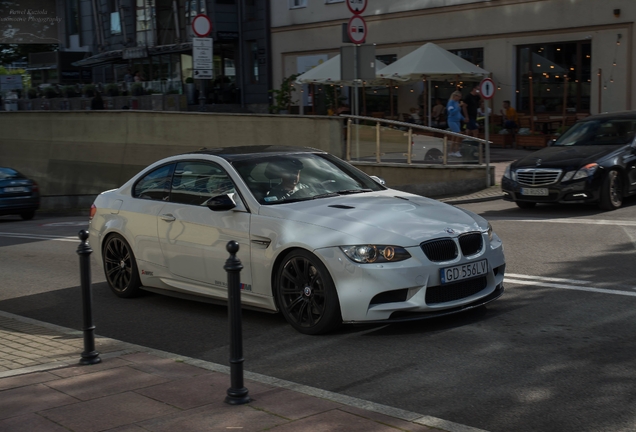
[160, 214, 176, 222]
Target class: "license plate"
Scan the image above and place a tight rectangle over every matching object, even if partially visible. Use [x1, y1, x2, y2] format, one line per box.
[440, 259, 488, 284]
[521, 188, 548, 196]
[4, 186, 28, 193]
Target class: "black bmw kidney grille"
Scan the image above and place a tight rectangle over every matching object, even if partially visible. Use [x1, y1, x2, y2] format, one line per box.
[420, 238, 457, 262]
[459, 233, 483, 256]
[425, 276, 488, 305]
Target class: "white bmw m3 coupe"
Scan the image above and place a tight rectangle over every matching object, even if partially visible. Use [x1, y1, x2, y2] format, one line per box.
[89, 146, 505, 334]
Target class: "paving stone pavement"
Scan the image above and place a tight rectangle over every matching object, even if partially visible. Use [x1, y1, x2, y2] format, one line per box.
[0, 311, 489, 432]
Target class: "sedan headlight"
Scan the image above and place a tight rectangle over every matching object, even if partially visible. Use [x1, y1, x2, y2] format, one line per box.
[561, 163, 599, 182]
[503, 165, 512, 180]
[340, 245, 411, 264]
[485, 222, 493, 241]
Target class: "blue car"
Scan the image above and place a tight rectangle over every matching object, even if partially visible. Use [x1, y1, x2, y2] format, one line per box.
[0, 167, 40, 220]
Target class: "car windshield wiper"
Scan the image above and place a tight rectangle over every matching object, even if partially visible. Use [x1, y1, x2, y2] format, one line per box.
[312, 192, 340, 199]
[334, 189, 373, 195]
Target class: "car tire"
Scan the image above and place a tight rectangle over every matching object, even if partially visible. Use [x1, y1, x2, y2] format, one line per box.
[599, 169, 623, 211]
[275, 249, 342, 335]
[424, 149, 443, 163]
[20, 210, 35, 220]
[103, 234, 142, 298]
[515, 201, 536, 209]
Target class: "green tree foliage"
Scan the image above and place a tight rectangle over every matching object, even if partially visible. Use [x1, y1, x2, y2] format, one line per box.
[0, 44, 59, 65]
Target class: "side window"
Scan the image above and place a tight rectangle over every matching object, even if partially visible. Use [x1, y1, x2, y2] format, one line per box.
[133, 164, 175, 201]
[170, 161, 236, 206]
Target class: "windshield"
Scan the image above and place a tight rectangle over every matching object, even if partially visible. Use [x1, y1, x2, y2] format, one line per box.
[232, 153, 385, 205]
[554, 118, 636, 146]
[0, 168, 23, 180]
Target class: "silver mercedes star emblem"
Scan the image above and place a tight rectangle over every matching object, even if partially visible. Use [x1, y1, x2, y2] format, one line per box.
[536, 159, 542, 167]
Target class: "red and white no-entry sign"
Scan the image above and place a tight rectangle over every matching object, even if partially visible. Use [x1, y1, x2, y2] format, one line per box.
[192, 14, 212, 38]
[479, 77, 496, 100]
[347, 15, 367, 44]
[346, 0, 367, 14]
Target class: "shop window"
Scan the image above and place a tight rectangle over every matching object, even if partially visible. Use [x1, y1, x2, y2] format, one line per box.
[250, 41, 259, 83]
[517, 41, 591, 113]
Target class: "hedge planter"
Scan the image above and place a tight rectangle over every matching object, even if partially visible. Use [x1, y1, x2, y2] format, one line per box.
[516, 134, 548, 148]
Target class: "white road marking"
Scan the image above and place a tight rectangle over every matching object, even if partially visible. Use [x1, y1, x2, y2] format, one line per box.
[0, 232, 78, 242]
[492, 217, 636, 227]
[505, 276, 636, 297]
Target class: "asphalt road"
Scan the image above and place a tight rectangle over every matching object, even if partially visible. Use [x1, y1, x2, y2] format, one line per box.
[1, 197, 635, 432]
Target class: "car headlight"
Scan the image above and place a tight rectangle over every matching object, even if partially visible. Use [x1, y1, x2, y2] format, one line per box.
[503, 165, 516, 181]
[561, 163, 599, 182]
[340, 245, 411, 264]
[503, 165, 511, 179]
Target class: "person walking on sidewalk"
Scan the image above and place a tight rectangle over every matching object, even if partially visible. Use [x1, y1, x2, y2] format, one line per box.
[446, 91, 465, 157]
[462, 85, 482, 137]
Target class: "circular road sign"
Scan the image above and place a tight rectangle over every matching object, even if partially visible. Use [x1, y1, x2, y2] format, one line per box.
[479, 77, 496, 100]
[347, 15, 367, 44]
[346, 0, 368, 14]
[192, 14, 212, 38]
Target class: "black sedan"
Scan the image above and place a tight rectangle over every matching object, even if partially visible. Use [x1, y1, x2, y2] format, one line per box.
[0, 167, 40, 220]
[502, 111, 636, 210]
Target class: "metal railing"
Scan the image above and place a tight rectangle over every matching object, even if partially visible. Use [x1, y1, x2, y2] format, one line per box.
[341, 114, 491, 170]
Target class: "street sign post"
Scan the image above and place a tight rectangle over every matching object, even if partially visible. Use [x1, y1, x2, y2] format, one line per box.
[479, 77, 495, 100]
[346, 0, 367, 14]
[193, 37, 213, 80]
[347, 15, 367, 45]
[192, 14, 212, 38]
[479, 78, 495, 187]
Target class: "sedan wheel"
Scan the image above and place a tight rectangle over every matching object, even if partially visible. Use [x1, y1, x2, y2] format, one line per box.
[275, 250, 341, 335]
[103, 234, 142, 298]
[599, 170, 622, 211]
[20, 210, 35, 220]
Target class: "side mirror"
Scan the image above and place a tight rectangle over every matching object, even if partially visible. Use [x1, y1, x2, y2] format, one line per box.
[206, 193, 247, 212]
[548, 139, 556, 146]
[370, 175, 386, 185]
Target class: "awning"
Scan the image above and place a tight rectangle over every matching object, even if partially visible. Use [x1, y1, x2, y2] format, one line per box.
[71, 42, 194, 67]
[25, 65, 58, 71]
[72, 50, 123, 67]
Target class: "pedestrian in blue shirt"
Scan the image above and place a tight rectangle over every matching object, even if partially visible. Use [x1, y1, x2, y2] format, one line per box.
[446, 91, 465, 157]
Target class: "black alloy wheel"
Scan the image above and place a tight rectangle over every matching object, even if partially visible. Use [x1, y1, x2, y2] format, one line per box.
[103, 234, 142, 298]
[599, 169, 623, 211]
[275, 250, 341, 335]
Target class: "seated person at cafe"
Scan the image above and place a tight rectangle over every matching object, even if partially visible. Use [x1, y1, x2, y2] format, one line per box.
[431, 98, 446, 128]
[409, 107, 422, 124]
[500, 100, 518, 130]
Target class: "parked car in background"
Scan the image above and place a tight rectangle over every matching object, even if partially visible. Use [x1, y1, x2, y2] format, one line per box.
[0, 167, 40, 220]
[502, 111, 636, 210]
[89, 146, 506, 334]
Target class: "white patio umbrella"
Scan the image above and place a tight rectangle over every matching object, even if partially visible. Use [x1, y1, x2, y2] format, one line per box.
[295, 55, 390, 116]
[295, 54, 388, 86]
[376, 42, 490, 125]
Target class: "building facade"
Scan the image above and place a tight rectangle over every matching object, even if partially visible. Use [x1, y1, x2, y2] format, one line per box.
[270, 0, 634, 116]
[48, 0, 272, 111]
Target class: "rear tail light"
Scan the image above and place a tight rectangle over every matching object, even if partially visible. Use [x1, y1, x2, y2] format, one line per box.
[89, 204, 96, 220]
[31, 181, 39, 193]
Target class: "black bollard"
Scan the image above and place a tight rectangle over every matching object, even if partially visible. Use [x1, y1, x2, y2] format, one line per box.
[76, 230, 101, 365]
[224, 241, 250, 405]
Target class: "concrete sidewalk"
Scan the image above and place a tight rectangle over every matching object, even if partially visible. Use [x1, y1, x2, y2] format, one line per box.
[0, 311, 488, 432]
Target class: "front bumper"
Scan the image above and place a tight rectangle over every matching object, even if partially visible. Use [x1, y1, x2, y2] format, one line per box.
[501, 176, 602, 204]
[0, 196, 40, 215]
[315, 233, 506, 323]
